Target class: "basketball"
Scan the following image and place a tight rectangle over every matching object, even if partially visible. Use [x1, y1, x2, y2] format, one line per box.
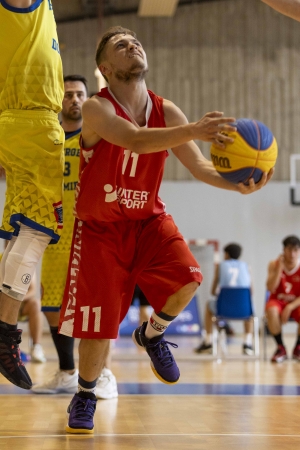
[210, 118, 278, 184]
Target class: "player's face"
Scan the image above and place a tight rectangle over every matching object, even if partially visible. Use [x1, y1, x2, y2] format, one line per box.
[103, 34, 148, 81]
[62, 81, 87, 121]
[283, 245, 300, 265]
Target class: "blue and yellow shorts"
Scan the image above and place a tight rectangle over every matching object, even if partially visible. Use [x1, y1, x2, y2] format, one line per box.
[0, 109, 64, 244]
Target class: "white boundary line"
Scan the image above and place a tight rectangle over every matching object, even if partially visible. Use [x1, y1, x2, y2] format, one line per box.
[0, 433, 300, 438]
[117, 394, 300, 397]
[1, 393, 300, 398]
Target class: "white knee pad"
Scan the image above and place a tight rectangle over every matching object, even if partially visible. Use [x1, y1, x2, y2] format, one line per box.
[2, 225, 51, 301]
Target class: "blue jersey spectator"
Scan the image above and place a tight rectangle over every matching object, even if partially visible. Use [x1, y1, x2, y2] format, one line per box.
[194, 243, 254, 356]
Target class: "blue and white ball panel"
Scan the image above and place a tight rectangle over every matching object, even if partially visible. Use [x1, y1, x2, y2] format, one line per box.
[235, 119, 274, 150]
[210, 118, 278, 184]
[220, 167, 264, 184]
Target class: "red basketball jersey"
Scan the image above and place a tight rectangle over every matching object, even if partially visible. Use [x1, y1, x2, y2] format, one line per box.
[269, 263, 300, 302]
[75, 88, 168, 222]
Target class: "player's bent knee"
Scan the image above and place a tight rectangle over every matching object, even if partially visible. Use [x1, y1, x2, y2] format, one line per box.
[169, 282, 199, 306]
[2, 225, 51, 301]
[181, 281, 199, 297]
[267, 306, 280, 318]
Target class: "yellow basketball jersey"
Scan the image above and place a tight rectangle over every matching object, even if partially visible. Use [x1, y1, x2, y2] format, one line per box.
[45, 129, 81, 253]
[0, 0, 64, 114]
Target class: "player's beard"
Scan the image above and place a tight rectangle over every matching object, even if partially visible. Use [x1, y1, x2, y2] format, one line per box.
[65, 109, 82, 121]
[115, 61, 148, 83]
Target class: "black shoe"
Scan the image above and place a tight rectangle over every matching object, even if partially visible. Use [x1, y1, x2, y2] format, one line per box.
[0, 328, 32, 389]
[132, 322, 180, 384]
[242, 344, 254, 356]
[194, 342, 212, 354]
[66, 391, 97, 434]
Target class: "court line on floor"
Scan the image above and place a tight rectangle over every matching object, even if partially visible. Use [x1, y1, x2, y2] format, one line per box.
[1, 382, 300, 396]
[1, 433, 300, 439]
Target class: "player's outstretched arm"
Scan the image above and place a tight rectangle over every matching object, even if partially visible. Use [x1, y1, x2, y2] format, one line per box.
[261, 0, 300, 21]
[4, 0, 35, 7]
[173, 140, 272, 194]
[81, 96, 237, 154]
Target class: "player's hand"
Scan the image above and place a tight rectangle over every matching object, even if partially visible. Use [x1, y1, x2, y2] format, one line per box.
[281, 304, 293, 324]
[236, 168, 274, 195]
[194, 112, 237, 148]
[276, 254, 285, 271]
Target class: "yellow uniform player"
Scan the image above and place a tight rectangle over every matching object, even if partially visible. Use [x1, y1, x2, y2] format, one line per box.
[32, 76, 118, 401]
[0, 0, 64, 391]
[0, 0, 64, 243]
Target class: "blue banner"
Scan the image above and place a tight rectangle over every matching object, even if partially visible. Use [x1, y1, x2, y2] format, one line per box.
[119, 295, 201, 336]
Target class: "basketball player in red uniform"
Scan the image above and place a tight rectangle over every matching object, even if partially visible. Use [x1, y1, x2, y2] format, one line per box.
[59, 26, 273, 434]
[266, 235, 300, 363]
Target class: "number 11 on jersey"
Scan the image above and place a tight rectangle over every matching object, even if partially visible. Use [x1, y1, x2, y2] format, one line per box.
[122, 149, 139, 177]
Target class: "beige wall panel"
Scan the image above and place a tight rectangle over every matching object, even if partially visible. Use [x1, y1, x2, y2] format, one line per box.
[58, 20, 99, 94]
[57, 0, 300, 181]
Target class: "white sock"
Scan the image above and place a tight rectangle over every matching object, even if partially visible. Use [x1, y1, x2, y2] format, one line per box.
[77, 383, 97, 395]
[205, 334, 213, 345]
[244, 333, 253, 346]
[145, 311, 175, 339]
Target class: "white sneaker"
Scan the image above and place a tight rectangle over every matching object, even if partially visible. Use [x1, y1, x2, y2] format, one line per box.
[32, 369, 78, 394]
[30, 344, 47, 363]
[95, 368, 118, 400]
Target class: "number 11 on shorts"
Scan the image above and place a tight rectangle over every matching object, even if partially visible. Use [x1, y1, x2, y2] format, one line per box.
[80, 306, 101, 332]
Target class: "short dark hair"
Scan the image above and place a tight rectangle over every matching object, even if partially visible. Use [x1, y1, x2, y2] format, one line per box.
[223, 243, 242, 260]
[282, 235, 300, 248]
[63, 74, 88, 93]
[95, 26, 137, 68]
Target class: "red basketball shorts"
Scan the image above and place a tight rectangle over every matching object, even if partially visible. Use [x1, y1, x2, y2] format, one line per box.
[59, 213, 203, 339]
[266, 298, 300, 323]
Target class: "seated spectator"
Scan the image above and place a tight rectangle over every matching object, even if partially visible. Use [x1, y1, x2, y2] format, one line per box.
[194, 243, 254, 355]
[265, 235, 300, 363]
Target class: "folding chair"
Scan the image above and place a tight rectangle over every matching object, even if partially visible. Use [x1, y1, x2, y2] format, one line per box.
[212, 287, 259, 358]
